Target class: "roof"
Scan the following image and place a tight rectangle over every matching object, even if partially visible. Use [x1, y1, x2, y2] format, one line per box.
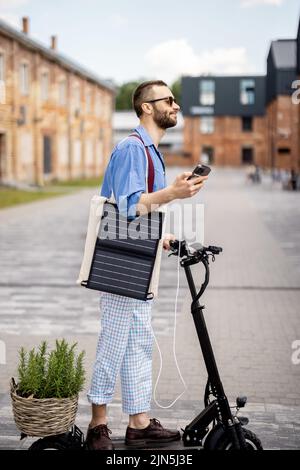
[270, 40, 297, 69]
[0, 17, 115, 92]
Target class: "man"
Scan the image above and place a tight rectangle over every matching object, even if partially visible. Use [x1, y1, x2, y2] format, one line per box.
[85, 80, 208, 450]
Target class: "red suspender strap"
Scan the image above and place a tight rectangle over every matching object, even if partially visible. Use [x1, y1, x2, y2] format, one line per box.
[129, 133, 155, 193]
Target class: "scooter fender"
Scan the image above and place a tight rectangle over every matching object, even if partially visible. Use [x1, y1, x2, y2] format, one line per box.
[203, 423, 226, 450]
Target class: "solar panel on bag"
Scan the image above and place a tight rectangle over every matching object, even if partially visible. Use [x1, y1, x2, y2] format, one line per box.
[86, 202, 163, 301]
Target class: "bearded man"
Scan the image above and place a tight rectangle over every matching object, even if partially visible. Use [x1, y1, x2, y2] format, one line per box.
[85, 80, 207, 450]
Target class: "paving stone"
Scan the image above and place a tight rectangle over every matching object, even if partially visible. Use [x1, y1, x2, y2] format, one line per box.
[1, 170, 300, 449]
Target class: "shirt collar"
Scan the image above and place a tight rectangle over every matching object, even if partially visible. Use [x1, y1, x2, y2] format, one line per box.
[134, 124, 165, 172]
[134, 125, 155, 148]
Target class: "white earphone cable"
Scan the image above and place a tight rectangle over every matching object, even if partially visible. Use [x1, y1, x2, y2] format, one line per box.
[153, 240, 188, 409]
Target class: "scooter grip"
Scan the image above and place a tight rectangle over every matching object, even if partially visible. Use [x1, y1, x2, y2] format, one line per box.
[208, 245, 223, 254]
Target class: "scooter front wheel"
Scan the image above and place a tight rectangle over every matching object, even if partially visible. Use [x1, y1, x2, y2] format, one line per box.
[204, 426, 263, 450]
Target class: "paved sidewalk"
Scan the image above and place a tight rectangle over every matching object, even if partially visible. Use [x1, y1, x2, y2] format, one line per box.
[0, 168, 300, 450]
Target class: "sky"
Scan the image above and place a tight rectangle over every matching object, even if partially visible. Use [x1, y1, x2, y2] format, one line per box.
[0, 0, 299, 85]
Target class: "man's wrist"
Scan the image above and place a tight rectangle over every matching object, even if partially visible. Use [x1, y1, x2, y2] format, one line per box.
[164, 185, 176, 203]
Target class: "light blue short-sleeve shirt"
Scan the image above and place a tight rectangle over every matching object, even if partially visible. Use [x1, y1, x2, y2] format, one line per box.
[101, 125, 166, 219]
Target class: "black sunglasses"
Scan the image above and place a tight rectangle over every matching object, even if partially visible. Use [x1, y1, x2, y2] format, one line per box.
[145, 96, 177, 106]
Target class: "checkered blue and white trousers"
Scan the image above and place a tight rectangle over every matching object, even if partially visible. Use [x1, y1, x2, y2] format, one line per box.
[87, 292, 154, 415]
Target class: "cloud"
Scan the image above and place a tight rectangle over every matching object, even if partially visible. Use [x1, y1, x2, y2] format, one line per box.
[240, 0, 284, 7]
[144, 39, 255, 83]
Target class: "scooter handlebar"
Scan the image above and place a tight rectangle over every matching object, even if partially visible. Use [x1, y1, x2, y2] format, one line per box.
[169, 240, 222, 257]
[207, 245, 223, 255]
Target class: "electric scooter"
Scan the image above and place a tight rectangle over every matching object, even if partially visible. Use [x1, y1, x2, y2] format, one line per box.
[167, 240, 262, 450]
[27, 240, 263, 450]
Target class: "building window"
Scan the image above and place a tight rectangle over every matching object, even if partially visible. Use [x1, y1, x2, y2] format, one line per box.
[199, 80, 215, 106]
[200, 116, 215, 134]
[95, 92, 102, 117]
[0, 53, 5, 104]
[41, 71, 49, 101]
[104, 94, 112, 120]
[240, 79, 255, 105]
[73, 83, 81, 114]
[86, 88, 92, 113]
[242, 116, 253, 132]
[58, 79, 67, 106]
[20, 62, 29, 96]
[201, 146, 214, 165]
[0, 53, 4, 81]
[242, 147, 254, 164]
[278, 148, 291, 154]
[43, 135, 52, 174]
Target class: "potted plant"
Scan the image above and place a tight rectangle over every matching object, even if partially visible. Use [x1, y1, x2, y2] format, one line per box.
[11, 339, 85, 437]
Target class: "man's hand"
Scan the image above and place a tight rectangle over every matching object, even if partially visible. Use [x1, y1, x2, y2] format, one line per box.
[136, 171, 209, 217]
[163, 233, 176, 251]
[169, 172, 208, 200]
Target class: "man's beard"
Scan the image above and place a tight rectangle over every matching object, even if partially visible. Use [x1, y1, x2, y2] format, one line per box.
[153, 108, 177, 129]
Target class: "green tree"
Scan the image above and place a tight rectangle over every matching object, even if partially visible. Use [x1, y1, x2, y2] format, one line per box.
[171, 78, 182, 106]
[115, 77, 182, 111]
[115, 81, 141, 110]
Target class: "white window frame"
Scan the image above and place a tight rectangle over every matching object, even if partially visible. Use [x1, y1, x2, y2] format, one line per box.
[20, 61, 30, 96]
[105, 94, 112, 120]
[240, 79, 255, 105]
[85, 87, 92, 114]
[73, 82, 81, 113]
[41, 70, 49, 101]
[58, 78, 67, 106]
[0, 52, 5, 82]
[200, 80, 215, 106]
[0, 52, 5, 104]
[95, 91, 102, 117]
[200, 116, 215, 134]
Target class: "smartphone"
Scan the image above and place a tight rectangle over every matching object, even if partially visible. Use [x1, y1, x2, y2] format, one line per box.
[187, 164, 211, 180]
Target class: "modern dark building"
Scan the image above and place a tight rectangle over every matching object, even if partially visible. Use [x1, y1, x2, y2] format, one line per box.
[182, 76, 266, 117]
[182, 26, 300, 171]
[182, 76, 267, 166]
[266, 40, 297, 103]
[266, 39, 298, 170]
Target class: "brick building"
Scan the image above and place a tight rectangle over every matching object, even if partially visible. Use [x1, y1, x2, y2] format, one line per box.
[297, 19, 300, 166]
[0, 17, 114, 186]
[266, 39, 298, 171]
[181, 76, 267, 166]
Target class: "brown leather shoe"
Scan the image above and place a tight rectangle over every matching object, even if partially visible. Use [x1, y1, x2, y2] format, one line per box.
[125, 418, 181, 448]
[85, 424, 114, 450]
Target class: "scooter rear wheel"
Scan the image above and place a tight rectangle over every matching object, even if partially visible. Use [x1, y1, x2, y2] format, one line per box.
[29, 433, 82, 450]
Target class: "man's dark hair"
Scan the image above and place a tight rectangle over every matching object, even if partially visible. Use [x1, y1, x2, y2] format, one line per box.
[132, 80, 168, 118]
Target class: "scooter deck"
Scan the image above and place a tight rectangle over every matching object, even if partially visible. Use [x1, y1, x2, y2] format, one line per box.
[111, 438, 202, 450]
